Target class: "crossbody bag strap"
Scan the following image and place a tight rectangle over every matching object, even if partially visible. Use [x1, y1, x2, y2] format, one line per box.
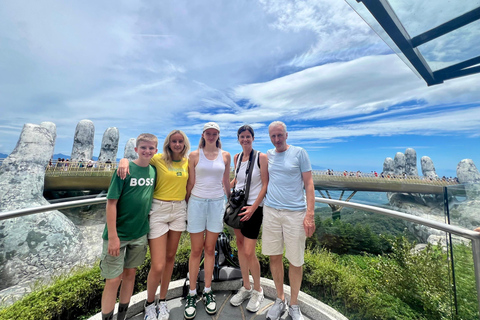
[232, 152, 244, 190]
[243, 150, 257, 203]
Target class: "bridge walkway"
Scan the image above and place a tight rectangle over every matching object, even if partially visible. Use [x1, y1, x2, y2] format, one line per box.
[43, 163, 460, 194]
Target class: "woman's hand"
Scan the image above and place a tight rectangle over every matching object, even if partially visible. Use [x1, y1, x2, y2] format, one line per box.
[117, 158, 130, 179]
[238, 205, 255, 221]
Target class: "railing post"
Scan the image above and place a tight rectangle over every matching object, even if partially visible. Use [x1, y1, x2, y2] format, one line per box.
[471, 238, 480, 319]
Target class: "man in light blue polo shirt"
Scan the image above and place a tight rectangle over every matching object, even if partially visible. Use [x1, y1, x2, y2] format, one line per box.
[262, 121, 315, 320]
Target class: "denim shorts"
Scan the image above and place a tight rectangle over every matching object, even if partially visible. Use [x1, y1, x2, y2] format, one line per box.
[187, 195, 225, 233]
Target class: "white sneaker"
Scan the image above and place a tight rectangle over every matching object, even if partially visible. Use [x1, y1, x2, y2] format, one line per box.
[266, 298, 286, 320]
[158, 301, 170, 320]
[144, 302, 157, 320]
[288, 304, 305, 320]
[246, 288, 264, 312]
[230, 286, 252, 306]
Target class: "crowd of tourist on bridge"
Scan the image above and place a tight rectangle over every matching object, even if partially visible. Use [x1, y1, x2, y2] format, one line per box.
[318, 168, 459, 183]
[46, 158, 459, 184]
[49, 158, 115, 170]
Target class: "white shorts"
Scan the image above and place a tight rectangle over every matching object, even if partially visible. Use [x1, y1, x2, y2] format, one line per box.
[261, 205, 306, 267]
[148, 199, 187, 239]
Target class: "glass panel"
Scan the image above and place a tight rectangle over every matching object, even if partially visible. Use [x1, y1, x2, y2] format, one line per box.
[417, 19, 480, 71]
[345, 0, 480, 82]
[387, 0, 480, 37]
[445, 183, 480, 319]
[315, 189, 456, 318]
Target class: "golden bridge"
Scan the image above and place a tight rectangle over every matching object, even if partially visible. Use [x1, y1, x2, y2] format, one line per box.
[43, 161, 459, 194]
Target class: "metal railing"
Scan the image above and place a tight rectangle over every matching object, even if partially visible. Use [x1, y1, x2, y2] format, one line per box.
[0, 198, 107, 221]
[1, 196, 479, 317]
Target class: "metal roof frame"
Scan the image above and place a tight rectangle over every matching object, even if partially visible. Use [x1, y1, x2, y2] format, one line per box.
[355, 0, 480, 86]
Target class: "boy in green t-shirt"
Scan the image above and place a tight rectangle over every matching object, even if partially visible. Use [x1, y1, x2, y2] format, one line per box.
[100, 133, 158, 320]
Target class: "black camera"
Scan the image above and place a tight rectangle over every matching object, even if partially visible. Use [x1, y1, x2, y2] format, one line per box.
[229, 189, 245, 208]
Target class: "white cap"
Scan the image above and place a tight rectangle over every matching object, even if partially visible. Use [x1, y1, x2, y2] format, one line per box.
[203, 122, 220, 133]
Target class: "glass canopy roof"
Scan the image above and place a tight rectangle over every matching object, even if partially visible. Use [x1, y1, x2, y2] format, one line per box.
[345, 0, 480, 86]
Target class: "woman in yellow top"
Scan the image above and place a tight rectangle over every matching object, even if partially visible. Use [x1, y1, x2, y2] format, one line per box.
[117, 129, 190, 320]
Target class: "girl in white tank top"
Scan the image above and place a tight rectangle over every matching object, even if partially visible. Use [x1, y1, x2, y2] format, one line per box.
[185, 122, 231, 317]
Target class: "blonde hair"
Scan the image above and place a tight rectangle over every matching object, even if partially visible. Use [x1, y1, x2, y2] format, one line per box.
[162, 130, 190, 166]
[136, 133, 158, 147]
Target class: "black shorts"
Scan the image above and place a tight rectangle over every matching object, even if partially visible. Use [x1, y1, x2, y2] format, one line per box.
[240, 206, 263, 240]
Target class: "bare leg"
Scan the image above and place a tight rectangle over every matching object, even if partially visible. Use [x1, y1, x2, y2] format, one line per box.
[243, 237, 261, 291]
[269, 254, 285, 300]
[146, 234, 168, 302]
[288, 264, 303, 305]
[101, 275, 122, 313]
[203, 231, 220, 288]
[119, 268, 137, 304]
[189, 232, 205, 291]
[159, 230, 182, 299]
[234, 229, 251, 290]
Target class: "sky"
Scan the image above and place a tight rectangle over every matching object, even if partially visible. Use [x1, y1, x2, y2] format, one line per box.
[1, 0, 479, 178]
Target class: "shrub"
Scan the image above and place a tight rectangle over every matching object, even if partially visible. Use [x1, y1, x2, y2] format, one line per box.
[0, 266, 104, 320]
[369, 237, 452, 319]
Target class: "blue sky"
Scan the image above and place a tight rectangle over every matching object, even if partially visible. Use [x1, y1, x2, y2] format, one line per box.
[1, 0, 479, 178]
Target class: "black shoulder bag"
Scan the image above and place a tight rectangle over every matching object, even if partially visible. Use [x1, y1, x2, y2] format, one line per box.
[224, 149, 257, 229]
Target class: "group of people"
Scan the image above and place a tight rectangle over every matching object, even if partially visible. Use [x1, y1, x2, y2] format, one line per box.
[48, 158, 114, 170]
[99, 121, 315, 320]
[49, 158, 69, 170]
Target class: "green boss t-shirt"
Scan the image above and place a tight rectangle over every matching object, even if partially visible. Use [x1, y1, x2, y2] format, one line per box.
[103, 162, 156, 241]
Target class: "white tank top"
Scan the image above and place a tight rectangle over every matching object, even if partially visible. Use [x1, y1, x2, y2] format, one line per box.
[191, 148, 226, 198]
[233, 151, 263, 206]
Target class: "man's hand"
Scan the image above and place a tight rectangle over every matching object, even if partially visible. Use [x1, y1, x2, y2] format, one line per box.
[108, 236, 121, 257]
[303, 214, 315, 237]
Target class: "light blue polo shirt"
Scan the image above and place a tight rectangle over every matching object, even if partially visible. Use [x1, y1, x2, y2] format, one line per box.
[264, 145, 312, 211]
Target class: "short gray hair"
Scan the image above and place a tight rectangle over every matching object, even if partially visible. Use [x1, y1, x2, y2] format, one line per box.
[268, 121, 287, 132]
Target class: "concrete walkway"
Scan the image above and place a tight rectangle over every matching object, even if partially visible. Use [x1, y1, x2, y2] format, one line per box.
[89, 278, 348, 320]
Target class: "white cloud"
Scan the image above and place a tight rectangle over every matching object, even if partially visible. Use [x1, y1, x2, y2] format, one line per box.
[259, 0, 388, 68]
[287, 106, 480, 142]
[231, 54, 480, 123]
